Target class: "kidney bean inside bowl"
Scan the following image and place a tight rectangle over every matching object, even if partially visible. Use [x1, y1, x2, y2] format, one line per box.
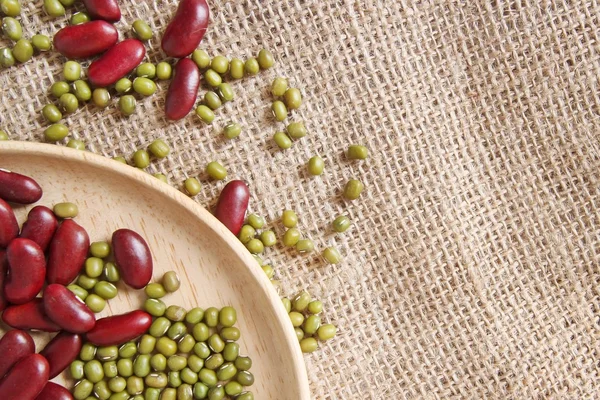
[0, 168, 259, 399]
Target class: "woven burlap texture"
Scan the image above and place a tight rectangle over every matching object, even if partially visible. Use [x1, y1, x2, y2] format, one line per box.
[2, 0, 600, 398]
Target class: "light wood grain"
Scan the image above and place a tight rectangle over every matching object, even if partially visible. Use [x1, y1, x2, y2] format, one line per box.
[0, 141, 309, 399]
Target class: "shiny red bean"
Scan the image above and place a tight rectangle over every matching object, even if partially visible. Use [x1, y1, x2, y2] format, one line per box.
[20, 206, 58, 252]
[0, 250, 8, 311]
[0, 354, 49, 400]
[82, 0, 121, 22]
[39, 332, 82, 379]
[112, 229, 152, 289]
[0, 198, 18, 248]
[165, 58, 200, 120]
[2, 298, 61, 332]
[46, 219, 90, 285]
[0, 169, 43, 204]
[53, 21, 118, 59]
[162, 0, 209, 58]
[5, 238, 46, 304]
[43, 284, 95, 334]
[87, 39, 145, 87]
[214, 180, 250, 236]
[86, 310, 152, 346]
[35, 382, 74, 400]
[0, 330, 35, 378]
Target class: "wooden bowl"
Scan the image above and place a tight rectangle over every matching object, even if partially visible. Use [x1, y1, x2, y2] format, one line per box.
[0, 141, 309, 399]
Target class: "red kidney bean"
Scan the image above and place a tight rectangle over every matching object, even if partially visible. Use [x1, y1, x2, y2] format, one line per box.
[53, 21, 118, 59]
[162, 0, 209, 57]
[214, 180, 250, 236]
[0, 169, 43, 204]
[112, 229, 152, 289]
[5, 238, 46, 304]
[0, 330, 35, 378]
[35, 382, 74, 400]
[0, 354, 49, 400]
[43, 284, 95, 334]
[0, 250, 8, 311]
[2, 298, 61, 332]
[86, 310, 152, 346]
[165, 58, 200, 120]
[87, 39, 145, 87]
[20, 206, 58, 252]
[0, 198, 18, 248]
[39, 332, 82, 379]
[46, 219, 90, 285]
[82, 0, 121, 22]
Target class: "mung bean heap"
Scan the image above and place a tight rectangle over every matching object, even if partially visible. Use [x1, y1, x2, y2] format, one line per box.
[0, 169, 256, 399]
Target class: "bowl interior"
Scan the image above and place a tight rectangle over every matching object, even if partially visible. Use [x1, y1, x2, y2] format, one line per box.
[0, 141, 308, 399]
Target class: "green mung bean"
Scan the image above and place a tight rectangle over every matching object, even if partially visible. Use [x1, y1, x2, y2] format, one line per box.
[167, 321, 187, 340]
[273, 131, 292, 149]
[154, 173, 168, 183]
[284, 88, 302, 109]
[234, 356, 252, 371]
[271, 77, 288, 97]
[222, 342, 239, 361]
[343, 179, 364, 200]
[168, 371, 181, 387]
[42, 104, 62, 123]
[59, 93, 79, 113]
[216, 363, 237, 381]
[244, 58, 259, 75]
[259, 230, 276, 247]
[295, 327, 304, 341]
[0, 47, 14, 67]
[119, 342, 137, 359]
[145, 283, 166, 299]
[2, 17, 22, 41]
[115, 78, 132, 94]
[308, 156, 325, 176]
[133, 77, 157, 96]
[308, 300, 323, 314]
[117, 358, 133, 377]
[229, 58, 244, 79]
[70, 11, 90, 25]
[204, 91, 222, 110]
[127, 376, 144, 395]
[13, 39, 32, 63]
[187, 355, 204, 373]
[165, 305, 186, 322]
[103, 361, 118, 378]
[220, 327, 240, 342]
[94, 380, 111, 399]
[84, 257, 103, 278]
[208, 333, 225, 353]
[132, 20, 152, 41]
[145, 373, 168, 389]
[144, 299, 167, 317]
[1, 0, 20, 17]
[149, 317, 171, 337]
[167, 355, 187, 371]
[185, 307, 204, 324]
[66, 139, 85, 150]
[289, 311, 304, 327]
[286, 121, 307, 139]
[199, 368, 217, 387]
[150, 354, 167, 372]
[67, 284, 88, 300]
[195, 105, 214, 123]
[138, 334, 157, 354]
[192, 49, 210, 69]
[332, 215, 351, 233]
[184, 178, 201, 196]
[272, 100, 287, 121]
[257, 49, 274, 69]
[149, 139, 170, 158]
[192, 323, 210, 343]
[293, 291, 311, 312]
[96, 346, 119, 361]
[156, 61, 172, 80]
[83, 360, 104, 383]
[217, 82, 234, 101]
[44, 123, 68, 142]
[72, 80, 91, 101]
[204, 69, 222, 87]
[223, 122, 241, 139]
[90, 241, 110, 258]
[347, 144, 369, 160]
[225, 381, 243, 396]
[206, 161, 227, 180]
[63, 61, 81, 81]
[193, 341, 210, 358]
[77, 275, 97, 290]
[108, 376, 127, 392]
[261, 264, 274, 279]
[31, 34, 51, 51]
[73, 379, 93, 399]
[156, 337, 177, 356]
[178, 334, 195, 353]
[133, 354, 151, 378]
[85, 293, 106, 313]
[70, 360, 85, 379]
[204, 354, 223, 370]
[317, 323, 337, 341]
[92, 88, 110, 108]
[51, 81, 70, 98]
[119, 94, 137, 115]
[283, 228, 300, 247]
[44, 0, 65, 17]
[303, 315, 321, 335]
[300, 337, 318, 353]
[236, 371, 255, 386]
[103, 262, 120, 282]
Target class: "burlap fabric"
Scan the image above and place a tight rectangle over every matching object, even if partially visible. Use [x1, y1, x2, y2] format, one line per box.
[2, 0, 600, 398]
